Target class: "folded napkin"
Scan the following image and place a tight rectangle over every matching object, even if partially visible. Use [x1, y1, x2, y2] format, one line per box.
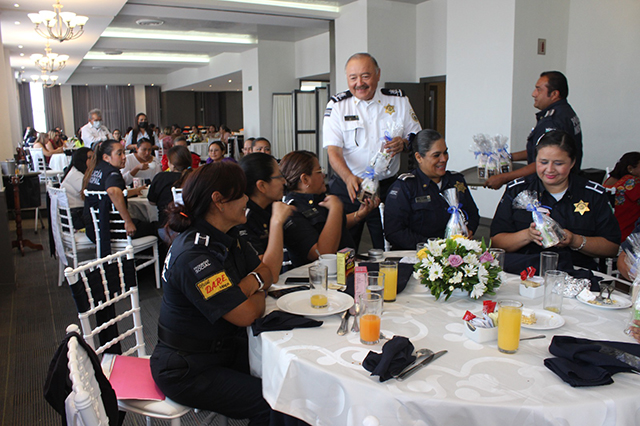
[251, 311, 323, 336]
[343, 263, 413, 298]
[544, 336, 640, 387]
[362, 336, 416, 382]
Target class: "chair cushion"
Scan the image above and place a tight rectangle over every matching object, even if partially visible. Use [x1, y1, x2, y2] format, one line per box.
[113, 236, 158, 250]
[118, 397, 191, 419]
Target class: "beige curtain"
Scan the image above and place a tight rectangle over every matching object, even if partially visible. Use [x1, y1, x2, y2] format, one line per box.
[43, 85, 64, 131]
[18, 82, 33, 133]
[145, 86, 161, 128]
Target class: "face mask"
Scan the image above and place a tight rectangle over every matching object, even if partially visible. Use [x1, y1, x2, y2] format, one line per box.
[92, 120, 102, 129]
[139, 121, 148, 129]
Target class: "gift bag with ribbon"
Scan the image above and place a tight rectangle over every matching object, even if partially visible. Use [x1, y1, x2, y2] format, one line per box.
[512, 190, 565, 248]
[443, 187, 469, 238]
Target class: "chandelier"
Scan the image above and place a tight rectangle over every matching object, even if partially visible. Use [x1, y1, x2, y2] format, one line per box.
[27, 0, 88, 43]
[31, 72, 59, 89]
[31, 41, 69, 73]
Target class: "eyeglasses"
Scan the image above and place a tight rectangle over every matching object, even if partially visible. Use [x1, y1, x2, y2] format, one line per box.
[313, 168, 325, 175]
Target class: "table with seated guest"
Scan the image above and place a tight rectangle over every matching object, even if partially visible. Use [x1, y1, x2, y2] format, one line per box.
[204, 124, 219, 142]
[384, 129, 480, 249]
[206, 140, 236, 164]
[162, 136, 200, 171]
[60, 147, 93, 230]
[120, 138, 161, 185]
[280, 150, 377, 268]
[46, 129, 65, 153]
[33, 132, 63, 164]
[491, 130, 620, 271]
[603, 152, 640, 241]
[158, 126, 174, 154]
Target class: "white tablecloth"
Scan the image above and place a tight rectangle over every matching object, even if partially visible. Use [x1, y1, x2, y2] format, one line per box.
[249, 253, 640, 426]
[127, 197, 158, 222]
[49, 153, 70, 173]
[190, 142, 210, 159]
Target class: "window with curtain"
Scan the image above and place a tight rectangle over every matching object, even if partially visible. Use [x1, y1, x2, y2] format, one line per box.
[43, 85, 64, 132]
[72, 85, 135, 136]
[18, 82, 34, 134]
[145, 86, 161, 128]
[272, 93, 293, 159]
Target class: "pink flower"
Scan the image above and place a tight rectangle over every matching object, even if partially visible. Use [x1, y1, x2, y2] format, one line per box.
[448, 254, 463, 268]
[479, 251, 493, 264]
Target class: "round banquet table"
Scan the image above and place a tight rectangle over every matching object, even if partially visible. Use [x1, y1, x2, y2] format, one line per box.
[127, 196, 158, 222]
[48, 153, 70, 173]
[189, 141, 210, 159]
[248, 251, 640, 426]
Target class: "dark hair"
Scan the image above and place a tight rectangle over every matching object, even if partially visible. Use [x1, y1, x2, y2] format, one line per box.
[219, 125, 231, 134]
[136, 137, 152, 148]
[82, 140, 122, 198]
[280, 150, 317, 191]
[166, 162, 246, 233]
[167, 145, 193, 188]
[535, 130, 577, 161]
[345, 52, 380, 73]
[610, 152, 640, 180]
[209, 140, 226, 155]
[135, 113, 147, 124]
[413, 129, 444, 157]
[251, 137, 271, 149]
[61, 147, 92, 181]
[240, 153, 278, 196]
[540, 71, 568, 99]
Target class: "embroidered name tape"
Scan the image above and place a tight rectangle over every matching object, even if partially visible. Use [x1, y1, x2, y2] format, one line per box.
[197, 271, 232, 299]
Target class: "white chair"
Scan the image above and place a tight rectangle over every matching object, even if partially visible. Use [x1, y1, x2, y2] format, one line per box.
[47, 186, 96, 286]
[85, 189, 161, 289]
[26, 147, 59, 233]
[64, 246, 192, 426]
[171, 187, 183, 206]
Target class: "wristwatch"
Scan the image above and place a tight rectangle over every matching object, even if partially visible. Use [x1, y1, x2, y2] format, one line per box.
[250, 271, 265, 291]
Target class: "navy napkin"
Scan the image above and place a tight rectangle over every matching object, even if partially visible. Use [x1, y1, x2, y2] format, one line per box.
[544, 336, 640, 387]
[251, 311, 323, 336]
[362, 336, 416, 382]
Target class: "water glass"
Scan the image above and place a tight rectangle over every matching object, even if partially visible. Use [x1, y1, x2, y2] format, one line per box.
[416, 242, 427, 254]
[309, 264, 328, 309]
[543, 270, 566, 314]
[359, 293, 382, 345]
[540, 252, 559, 277]
[489, 248, 505, 270]
[366, 271, 385, 301]
[379, 261, 398, 302]
[497, 300, 523, 354]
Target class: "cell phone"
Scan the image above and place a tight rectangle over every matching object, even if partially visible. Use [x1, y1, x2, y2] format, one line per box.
[269, 285, 310, 299]
[284, 277, 309, 285]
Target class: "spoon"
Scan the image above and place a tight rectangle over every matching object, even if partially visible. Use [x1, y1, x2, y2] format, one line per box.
[350, 304, 360, 333]
[337, 309, 351, 336]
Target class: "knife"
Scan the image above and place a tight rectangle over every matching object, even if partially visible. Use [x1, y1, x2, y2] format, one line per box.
[396, 350, 447, 381]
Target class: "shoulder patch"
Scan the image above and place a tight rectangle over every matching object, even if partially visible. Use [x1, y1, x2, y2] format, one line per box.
[196, 271, 233, 300]
[330, 91, 353, 103]
[507, 178, 526, 189]
[381, 88, 406, 97]
[324, 107, 332, 117]
[398, 173, 415, 181]
[189, 255, 215, 278]
[585, 180, 604, 194]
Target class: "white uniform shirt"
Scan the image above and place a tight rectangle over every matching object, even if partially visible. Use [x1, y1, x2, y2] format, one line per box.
[120, 153, 161, 185]
[80, 122, 112, 149]
[322, 88, 421, 178]
[61, 167, 84, 209]
[125, 129, 153, 146]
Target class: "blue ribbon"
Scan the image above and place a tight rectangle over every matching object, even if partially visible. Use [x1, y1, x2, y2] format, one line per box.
[525, 202, 552, 224]
[362, 166, 375, 180]
[447, 203, 468, 220]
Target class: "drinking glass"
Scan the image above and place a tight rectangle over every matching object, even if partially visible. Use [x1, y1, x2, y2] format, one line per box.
[366, 271, 385, 301]
[543, 270, 566, 314]
[416, 242, 427, 254]
[379, 261, 398, 302]
[359, 293, 382, 345]
[309, 264, 328, 309]
[540, 252, 559, 277]
[497, 300, 523, 354]
[489, 248, 505, 270]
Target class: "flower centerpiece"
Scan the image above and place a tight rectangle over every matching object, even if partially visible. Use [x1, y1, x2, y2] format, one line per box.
[414, 237, 505, 300]
[187, 132, 202, 144]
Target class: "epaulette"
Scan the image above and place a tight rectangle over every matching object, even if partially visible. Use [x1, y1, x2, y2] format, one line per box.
[507, 178, 526, 189]
[381, 88, 406, 97]
[330, 91, 353, 103]
[585, 180, 604, 194]
[194, 232, 210, 246]
[544, 109, 556, 118]
[398, 173, 415, 181]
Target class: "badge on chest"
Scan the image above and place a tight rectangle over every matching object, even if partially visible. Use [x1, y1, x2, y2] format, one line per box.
[415, 195, 431, 204]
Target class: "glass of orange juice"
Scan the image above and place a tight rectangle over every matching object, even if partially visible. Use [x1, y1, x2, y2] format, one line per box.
[379, 261, 398, 302]
[497, 300, 523, 354]
[359, 293, 382, 345]
[309, 264, 328, 309]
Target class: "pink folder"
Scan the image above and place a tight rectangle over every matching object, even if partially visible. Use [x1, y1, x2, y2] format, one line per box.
[108, 356, 165, 401]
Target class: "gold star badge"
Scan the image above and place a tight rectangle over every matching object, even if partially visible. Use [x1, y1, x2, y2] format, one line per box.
[384, 104, 395, 115]
[309, 199, 313, 204]
[454, 181, 467, 193]
[574, 200, 590, 215]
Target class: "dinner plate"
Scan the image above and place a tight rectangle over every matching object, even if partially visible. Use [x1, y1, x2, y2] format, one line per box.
[576, 293, 632, 310]
[276, 290, 353, 317]
[521, 309, 565, 330]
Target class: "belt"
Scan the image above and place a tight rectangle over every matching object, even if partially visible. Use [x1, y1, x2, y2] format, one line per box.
[158, 323, 233, 354]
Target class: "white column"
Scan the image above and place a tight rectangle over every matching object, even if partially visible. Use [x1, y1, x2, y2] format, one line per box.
[60, 85, 76, 137]
[134, 85, 146, 115]
[0, 24, 22, 160]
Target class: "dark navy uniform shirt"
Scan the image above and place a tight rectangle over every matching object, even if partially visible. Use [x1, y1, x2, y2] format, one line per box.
[235, 198, 271, 255]
[147, 171, 180, 227]
[527, 99, 583, 172]
[490, 174, 620, 270]
[282, 192, 354, 268]
[83, 161, 126, 217]
[384, 169, 480, 249]
[158, 218, 260, 343]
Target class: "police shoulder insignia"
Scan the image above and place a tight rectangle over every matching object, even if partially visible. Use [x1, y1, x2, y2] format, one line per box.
[330, 91, 353, 103]
[410, 109, 419, 123]
[381, 88, 405, 97]
[197, 271, 233, 300]
[324, 107, 332, 117]
[544, 109, 555, 118]
[574, 200, 590, 216]
[507, 178, 525, 189]
[585, 181, 604, 194]
[454, 181, 467, 193]
[398, 173, 415, 181]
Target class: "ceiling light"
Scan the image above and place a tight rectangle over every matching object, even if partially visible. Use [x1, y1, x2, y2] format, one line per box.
[127, 83, 131, 86]
[20, 53, 24, 57]
[28, 0, 88, 43]
[18, 45, 23, 49]
[217, 0, 338, 12]
[151, 84, 154, 86]
[84, 51, 210, 63]
[135, 19, 164, 27]
[31, 72, 59, 88]
[31, 40, 69, 73]
[14, 21, 20, 25]
[101, 28, 255, 44]
[21, 66, 25, 69]
[228, 79, 232, 83]
[14, 4, 19, 7]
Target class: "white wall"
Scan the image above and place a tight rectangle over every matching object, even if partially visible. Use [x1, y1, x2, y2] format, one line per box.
[415, 0, 447, 79]
[334, 0, 369, 93]
[163, 52, 242, 91]
[241, 48, 260, 137]
[565, 0, 640, 170]
[0, 43, 21, 160]
[295, 33, 330, 79]
[65, 73, 167, 86]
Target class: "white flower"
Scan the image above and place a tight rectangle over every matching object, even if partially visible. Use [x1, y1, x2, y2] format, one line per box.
[458, 238, 481, 252]
[428, 263, 443, 281]
[470, 282, 487, 298]
[421, 255, 436, 269]
[449, 285, 455, 291]
[462, 264, 477, 277]
[477, 264, 488, 285]
[412, 271, 422, 280]
[427, 240, 444, 257]
[498, 271, 508, 283]
[450, 271, 463, 284]
[463, 253, 479, 266]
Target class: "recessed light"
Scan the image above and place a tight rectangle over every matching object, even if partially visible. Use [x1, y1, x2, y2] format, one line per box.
[14, 21, 20, 25]
[14, 3, 19, 7]
[191, 89, 194, 91]
[18, 45, 23, 49]
[228, 79, 232, 83]
[101, 28, 255, 45]
[151, 83, 154, 86]
[21, 66, 24, 69]
[209, 85, 212, 87]
[218, 0, 338, 13]
[127, 83, 131, 86]
[19, 53, 24, 56]
[136, 19, 164, 27]
[21, 78, 26, 81]
[84, 51, 210, 63]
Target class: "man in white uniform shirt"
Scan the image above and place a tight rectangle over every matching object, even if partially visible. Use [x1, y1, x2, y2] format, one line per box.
[80, 108, 112, 149]
[323, 53, 422, 249]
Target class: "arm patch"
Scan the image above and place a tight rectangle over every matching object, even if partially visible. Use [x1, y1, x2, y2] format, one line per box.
[196, 271, 233, 300]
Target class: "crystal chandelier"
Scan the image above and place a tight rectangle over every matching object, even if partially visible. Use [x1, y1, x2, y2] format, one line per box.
[28, 0, 88, 43]
[31, 72, 59, 89]
[31, 40, 69, 73]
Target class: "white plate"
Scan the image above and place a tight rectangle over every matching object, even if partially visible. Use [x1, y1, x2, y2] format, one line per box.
[576, 293, 632, 310]
[276, 290, 354, 317]
[522, 309, 565, 330]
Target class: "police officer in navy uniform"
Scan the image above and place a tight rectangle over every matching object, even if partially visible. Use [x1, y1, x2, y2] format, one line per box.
[485, 71, 582, 190]
[384, 130, 480, 249]
[491, 130, 619, 271]
[323, 52, 422, 250]
[150, 162, 306, 426]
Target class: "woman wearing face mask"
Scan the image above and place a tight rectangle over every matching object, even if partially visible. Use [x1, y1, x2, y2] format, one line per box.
[124, 113, 154, 150]
[384, 129, 480, 249]
[120, 138, 161, 185]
